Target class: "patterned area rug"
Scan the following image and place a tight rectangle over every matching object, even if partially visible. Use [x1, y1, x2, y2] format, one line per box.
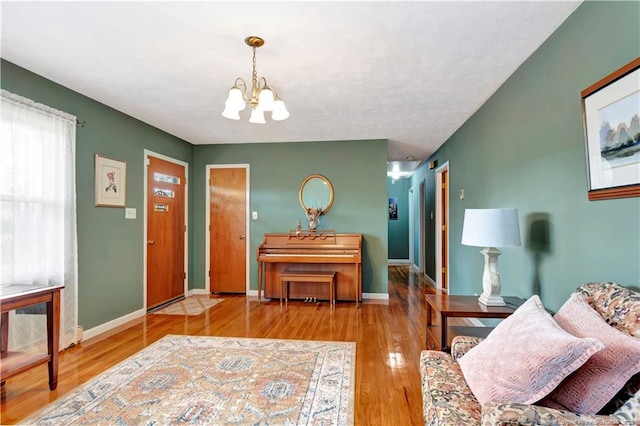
[152, 296, 224, 315]
[25, 335, 356, 425]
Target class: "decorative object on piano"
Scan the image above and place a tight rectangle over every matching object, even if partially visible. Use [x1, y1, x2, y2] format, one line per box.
[288, 229, 336, 241]
[299, 174, 334, 215]
[306, 207, 322, 231]
[296, 218, 302, 235]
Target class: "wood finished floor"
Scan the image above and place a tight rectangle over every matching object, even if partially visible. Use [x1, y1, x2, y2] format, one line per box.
[1, 265, 437, 425]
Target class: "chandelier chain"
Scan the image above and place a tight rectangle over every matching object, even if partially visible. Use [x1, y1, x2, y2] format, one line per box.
[251, 47, 258, 94]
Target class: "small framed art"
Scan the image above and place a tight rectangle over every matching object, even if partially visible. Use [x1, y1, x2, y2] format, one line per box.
[582, 57, 640, 201]
[95, 154, 126, 207]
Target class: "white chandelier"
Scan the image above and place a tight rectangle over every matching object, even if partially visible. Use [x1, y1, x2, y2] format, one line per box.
[222, 36, 289, 124]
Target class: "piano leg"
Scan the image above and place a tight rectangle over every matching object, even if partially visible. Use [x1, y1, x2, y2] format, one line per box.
[354, 263, 359, 309]
[257, 261, 263, 305]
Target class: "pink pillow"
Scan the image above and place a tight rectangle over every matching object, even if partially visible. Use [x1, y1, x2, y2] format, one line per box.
[544, 293, 640, 414]
[458, 295, 604, 405]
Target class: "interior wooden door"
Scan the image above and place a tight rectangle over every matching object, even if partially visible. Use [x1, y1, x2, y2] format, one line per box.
[209, 167, 246, 293]
[146, 156, 186, 309]
[440, 169, 449, 290]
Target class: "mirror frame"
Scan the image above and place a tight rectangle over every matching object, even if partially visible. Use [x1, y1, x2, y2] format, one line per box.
[299, 174, 334, 215]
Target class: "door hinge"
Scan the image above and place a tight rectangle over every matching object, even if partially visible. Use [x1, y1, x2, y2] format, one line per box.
[146, 158, 150, 166]
[208, 270, 211, 277]
[184, 272, 186, 279]
[442, 267, 447, 274]
[441, 182, 446, 189]
[442, 225, 446, 231]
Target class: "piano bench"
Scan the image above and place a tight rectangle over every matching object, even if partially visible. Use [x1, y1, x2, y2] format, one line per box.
[280, 271, 337, 308]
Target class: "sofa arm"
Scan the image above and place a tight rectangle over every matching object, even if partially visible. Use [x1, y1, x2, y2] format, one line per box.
[420, 350, 481, 425]
[481, 401, 623, 425]
[450, 336, 484, 362]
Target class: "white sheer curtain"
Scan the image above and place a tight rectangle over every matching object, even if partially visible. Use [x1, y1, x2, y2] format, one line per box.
[0, 89, 78, 352]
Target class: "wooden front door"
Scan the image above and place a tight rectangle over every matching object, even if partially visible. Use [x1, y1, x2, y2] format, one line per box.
[440, 169, 449, 290]
[146, 156, 186, 309]
[209, 167, 247, 293]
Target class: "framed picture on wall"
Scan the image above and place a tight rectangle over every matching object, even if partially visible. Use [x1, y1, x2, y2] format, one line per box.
[388, 197, 398, 220]
[95, 154, 126, 207]
[582, 57, 640, 201]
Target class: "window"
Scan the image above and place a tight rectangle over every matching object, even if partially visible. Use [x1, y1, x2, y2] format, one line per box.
[0, 89, 78, 352]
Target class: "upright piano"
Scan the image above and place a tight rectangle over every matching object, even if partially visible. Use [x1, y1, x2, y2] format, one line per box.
[257, 231, 362, 306]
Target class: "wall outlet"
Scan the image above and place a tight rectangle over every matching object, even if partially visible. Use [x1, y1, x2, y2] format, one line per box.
[459, 189, 465, 200]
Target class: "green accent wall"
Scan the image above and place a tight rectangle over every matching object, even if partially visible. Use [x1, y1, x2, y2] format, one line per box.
[387, 177, 410, 260]
[1, 60, 194, 329]
[192, 141, 389, 295]
[412, 1, 640, 311]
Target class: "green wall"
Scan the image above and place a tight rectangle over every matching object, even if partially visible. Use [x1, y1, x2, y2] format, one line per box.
[1, 60, 194, 329]
[387, 177, 410, 260]
[192, 140, 389, 295]
[412, 1, 640, 311]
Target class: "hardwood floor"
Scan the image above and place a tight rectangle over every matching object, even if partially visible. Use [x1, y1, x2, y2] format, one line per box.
[1, 265, 437, 425]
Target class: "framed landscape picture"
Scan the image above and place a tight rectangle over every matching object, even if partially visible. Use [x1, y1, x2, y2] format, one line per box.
[95, 154, 126, 207]
[582, 57, 640, 201]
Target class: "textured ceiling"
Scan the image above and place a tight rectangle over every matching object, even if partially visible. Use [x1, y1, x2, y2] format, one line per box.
[1, 1, 581, 172]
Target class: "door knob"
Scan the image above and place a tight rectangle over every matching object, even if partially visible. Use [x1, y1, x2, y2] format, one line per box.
[239, 235, 245, 240]
[147, 240, 155, 245]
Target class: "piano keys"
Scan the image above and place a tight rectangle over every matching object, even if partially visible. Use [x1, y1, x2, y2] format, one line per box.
[257, 231, 362, 307]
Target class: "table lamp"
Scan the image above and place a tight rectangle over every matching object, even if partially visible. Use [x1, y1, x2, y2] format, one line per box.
[461, 208, 521, 306]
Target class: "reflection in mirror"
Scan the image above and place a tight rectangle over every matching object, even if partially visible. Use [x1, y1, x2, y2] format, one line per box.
[299, 174, 334, 215]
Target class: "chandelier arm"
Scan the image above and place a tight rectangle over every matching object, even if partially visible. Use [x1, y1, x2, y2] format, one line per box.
[233, 78, 249, 102]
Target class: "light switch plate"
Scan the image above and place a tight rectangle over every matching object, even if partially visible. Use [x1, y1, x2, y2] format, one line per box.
[252, 211, 258, 220]
[125, 208, 136, 219]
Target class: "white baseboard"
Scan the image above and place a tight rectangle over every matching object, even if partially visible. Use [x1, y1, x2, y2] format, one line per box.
[363, 292, 389, 300]
[188, 289, 209, 296]
[82, 308, 146, 341]
[388, 259, 411, 265]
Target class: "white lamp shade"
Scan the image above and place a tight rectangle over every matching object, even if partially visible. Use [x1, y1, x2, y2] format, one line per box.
[258, 88, 275, 111]
[271, 99, 289, 121]
[221, 103, 241, 120]
[249, 107, 266, 124]
[225, 87, 246, 111]
[461, 208, 521, 247]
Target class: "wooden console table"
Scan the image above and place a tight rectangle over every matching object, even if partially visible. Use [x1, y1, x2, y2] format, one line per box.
[425, 294, 524, 352]
[1, 284, 63, 390]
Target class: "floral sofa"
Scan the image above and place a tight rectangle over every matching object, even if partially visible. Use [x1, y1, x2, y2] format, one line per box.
[420, 282, 640, 425]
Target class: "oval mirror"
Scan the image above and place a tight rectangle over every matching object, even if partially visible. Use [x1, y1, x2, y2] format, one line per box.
[299, 174, 334, 215]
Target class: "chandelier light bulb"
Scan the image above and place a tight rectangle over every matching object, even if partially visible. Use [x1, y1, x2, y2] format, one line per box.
[258, 88, 275, 112]
[222, 103, 241, 120]
[249, 108, 266, 124]
[271, 99, 289, 121]
[226, 87, 246, 111]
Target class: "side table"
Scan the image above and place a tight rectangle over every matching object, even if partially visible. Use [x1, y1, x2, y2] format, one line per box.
[425, 294, 524, 352]
[1, 284, 63, 390]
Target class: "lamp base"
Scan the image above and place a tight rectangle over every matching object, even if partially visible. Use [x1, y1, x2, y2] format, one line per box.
[478, 293, 505, 306]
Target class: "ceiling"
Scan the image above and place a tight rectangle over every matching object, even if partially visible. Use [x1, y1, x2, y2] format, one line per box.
[1, 1, 581, 175]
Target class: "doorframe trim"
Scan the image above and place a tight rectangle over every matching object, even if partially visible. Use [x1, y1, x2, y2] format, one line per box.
[408, 186, 414, 267]
[205, 164, 251, 294]
[435, 161, 450, 292]
[143, 150, 189, 311]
